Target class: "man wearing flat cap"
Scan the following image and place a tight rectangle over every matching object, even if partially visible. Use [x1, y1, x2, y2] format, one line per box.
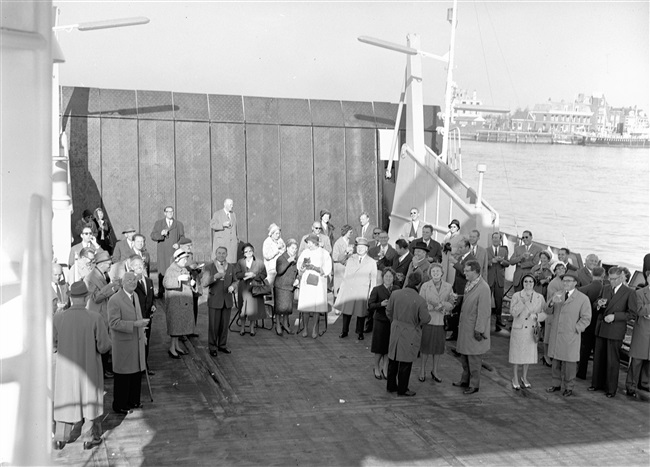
[85, 250, 121, 377]
[334, 237, 377, 339]
[112, 226, 137, 263]
[53, 281, 111, 451]
[545, 271, 591, 397]
[108, 272, 149, 414]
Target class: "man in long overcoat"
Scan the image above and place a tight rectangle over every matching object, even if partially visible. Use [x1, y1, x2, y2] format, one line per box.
[151, 205, 185, 297]
[546, 271, 591, 397]
[334, 237, 377, 340]
[211, 198, 239, 264]
[107, 272, 149, 414]
[626, 270, 650, 396]
[386, 272, 430, 396]
[53, 281, 111, 450]
[454, 260, 491, 394]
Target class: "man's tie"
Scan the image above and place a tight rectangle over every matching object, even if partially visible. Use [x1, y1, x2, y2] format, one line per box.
[565, 292, 569, 301]
[167, 219, 172, 228]
[472, 246, 476, 255]
[55, 283, 62, 302]
[494, 247, 498, 257]
[104, 272, 111, 284]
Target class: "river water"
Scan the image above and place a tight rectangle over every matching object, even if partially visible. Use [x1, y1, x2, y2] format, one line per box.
[459, 141, 649, 270]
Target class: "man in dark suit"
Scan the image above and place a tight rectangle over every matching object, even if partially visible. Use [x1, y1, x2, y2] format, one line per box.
[129, 256, 156, 376]
[577, 254, 600, 287]
[447, 239, 475, 341]
[132, 233, 151, 277]
[408, 224, 442, 264]
[201, 246, 238, 356]
[368, 231, 398, 272]
[487, 232, 510, 332]
[107, 272, 149, 414]
[509, 230, 543, 291]
[391, 239, 413, 289]
[576, 266, 606, 380]
[358, 212, 376, 245]
[112, 226, 136, 263]
[468, 230, 489, 281]
[557, 247, 578, 272]
[68, 226, 101, 267]
[151, 206, 185, 298]
[589, 266, 638, 397]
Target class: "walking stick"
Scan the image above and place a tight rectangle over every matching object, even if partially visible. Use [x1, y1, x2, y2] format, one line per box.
[138, 329, 154, 402]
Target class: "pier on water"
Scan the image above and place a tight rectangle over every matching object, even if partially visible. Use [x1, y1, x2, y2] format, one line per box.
[53, 295, 650, 466]
[474, 130, 554, 144]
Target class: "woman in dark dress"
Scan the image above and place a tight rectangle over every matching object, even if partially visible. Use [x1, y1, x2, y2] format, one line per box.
[235, 243, 268, 337]
[369, 268, 396, 379]
[274, 239, 299, 336]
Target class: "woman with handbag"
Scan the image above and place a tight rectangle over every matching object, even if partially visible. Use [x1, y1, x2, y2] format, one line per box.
[235, 243, 268, 337]
[296, 234, 332, 338]
[274, 239, 299, 336]
[508, 273, 547, 389]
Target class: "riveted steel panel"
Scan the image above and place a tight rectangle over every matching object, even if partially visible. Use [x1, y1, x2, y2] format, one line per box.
[175, 121, 212, 262]
[310, 100, 344, 127]
[66, 116, 103, 239]
[208, 94, 244, 123]
[245, 124, 281, 251]
[210, 123, 248, 244]
[99, 88, 137, 118]
[136, 90, 175, 121]
[313, 127, 347, 230]
[138, 119, 176, 266]
[278, 98, 312, 126]
[345, 128, 378, 230]
[173, 92, 209, 121]
[61, 86, 101, 118]
[100, 118, 139, 239]
[372, 101, 402, 130]
[244, 96, 279, 124]
[279, 126, 314, 242]
[342, 101, 376, 128]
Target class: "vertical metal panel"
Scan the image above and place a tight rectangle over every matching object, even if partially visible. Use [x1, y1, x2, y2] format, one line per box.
[279, 126, 314, 242]
[138, 119, 175, 265]
[372, 101, 401, 130]
[210, 122, 248, 244]
[173, 92, 209, 121]
[341, 101, 376, 128]
[243, 96, 279, 124]
[245, 124, 281, 251]
[66, 116, 102, 240]
[61, 86, 101, 117]
[345, 128, 378, 229]
[99, 88, 137, 118]
[208, 94, 244, 123]
[310, 100, 344, 127]
[136, 90, 175, 121]
[100, 118, 139, 239]
[175, 121, 212, 261]
[313, 127, 347, 230]
[278, 98, 312, 126]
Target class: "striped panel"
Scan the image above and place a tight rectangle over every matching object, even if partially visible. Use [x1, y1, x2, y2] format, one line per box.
[345, 128, 378, 229]
[279, 126, 314, 242]
[138, 119, 176, 265]
[100, 118, 139, 238]
[245, 124, 281, 252]
[313, 127, 347, 229]
[210, 123, 248, 245]
[175, 121, 212, 262]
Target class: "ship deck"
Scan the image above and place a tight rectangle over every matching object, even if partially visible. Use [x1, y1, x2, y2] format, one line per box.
[53, 295, 650, 466]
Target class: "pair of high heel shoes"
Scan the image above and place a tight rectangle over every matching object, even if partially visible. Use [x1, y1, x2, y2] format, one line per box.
[418, 371, 443, 383]
[168, 349, 187, 359]
[275, 324, 293, 336]
[512, 377, 531, 390]
[374, 369, 387, 380]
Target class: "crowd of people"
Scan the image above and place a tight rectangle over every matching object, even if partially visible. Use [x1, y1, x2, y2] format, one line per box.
[51, 200, 650, 450]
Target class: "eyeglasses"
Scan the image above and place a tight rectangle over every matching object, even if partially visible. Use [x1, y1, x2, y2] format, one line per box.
[522, 236, 530, 239]
[82, 232, 92, 235]
[523, 280, 535, 284]
[410, 211, 418, 215]
[313, 227, 322, 230]
[562, 278, 576, 283]
[373, 231, 381, 235]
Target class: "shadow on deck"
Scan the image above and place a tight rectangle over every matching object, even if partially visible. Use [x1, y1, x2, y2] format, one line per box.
[54, 295, 650, 466]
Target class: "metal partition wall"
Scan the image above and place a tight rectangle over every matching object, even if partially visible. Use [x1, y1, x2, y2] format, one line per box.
[61, 86, 439, 268]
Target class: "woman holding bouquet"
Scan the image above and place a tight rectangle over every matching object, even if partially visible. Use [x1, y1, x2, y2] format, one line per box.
[418, 263, 455, 382]
[297, 234, 332, 338]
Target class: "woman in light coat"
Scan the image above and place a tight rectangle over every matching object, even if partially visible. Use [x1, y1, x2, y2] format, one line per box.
[508, 273, 547, 389]
[297, 234, 332, 338]
[418, 263, 455, 383]
[262, 223, 286, 287]
[164, 249, 197, 357]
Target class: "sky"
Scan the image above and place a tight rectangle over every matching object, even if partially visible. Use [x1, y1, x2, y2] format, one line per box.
[54, 1, 649, 112]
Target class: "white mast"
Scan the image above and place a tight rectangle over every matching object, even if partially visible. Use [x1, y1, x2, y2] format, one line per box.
[440, 0, 458, 164]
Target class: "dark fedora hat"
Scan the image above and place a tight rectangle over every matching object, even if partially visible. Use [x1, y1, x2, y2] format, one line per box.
[413, 241, 430, 252]
[69, 281, 90, 297]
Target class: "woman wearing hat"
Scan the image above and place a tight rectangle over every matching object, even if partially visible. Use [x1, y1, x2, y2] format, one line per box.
[508, 273, 547, 389]
[442, 219, 462, 283]
[235, 243, 268, 336]
[334, 236, 378, 340]
[93, 208, 113, 255]
[163, 249, 197, 358]
[263, 223, 286, 287]
[296, 234, 332, 338]
[403, 242, 432, 290]
[273, 239, 300, 335]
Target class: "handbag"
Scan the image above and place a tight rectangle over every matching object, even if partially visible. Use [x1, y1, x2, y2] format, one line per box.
[251, 278, 271, 297]
[305, 273, 319, 286]
[532, 322, 541, 343]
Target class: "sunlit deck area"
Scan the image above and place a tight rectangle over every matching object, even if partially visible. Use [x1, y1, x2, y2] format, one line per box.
[54, 296, 650, 466]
